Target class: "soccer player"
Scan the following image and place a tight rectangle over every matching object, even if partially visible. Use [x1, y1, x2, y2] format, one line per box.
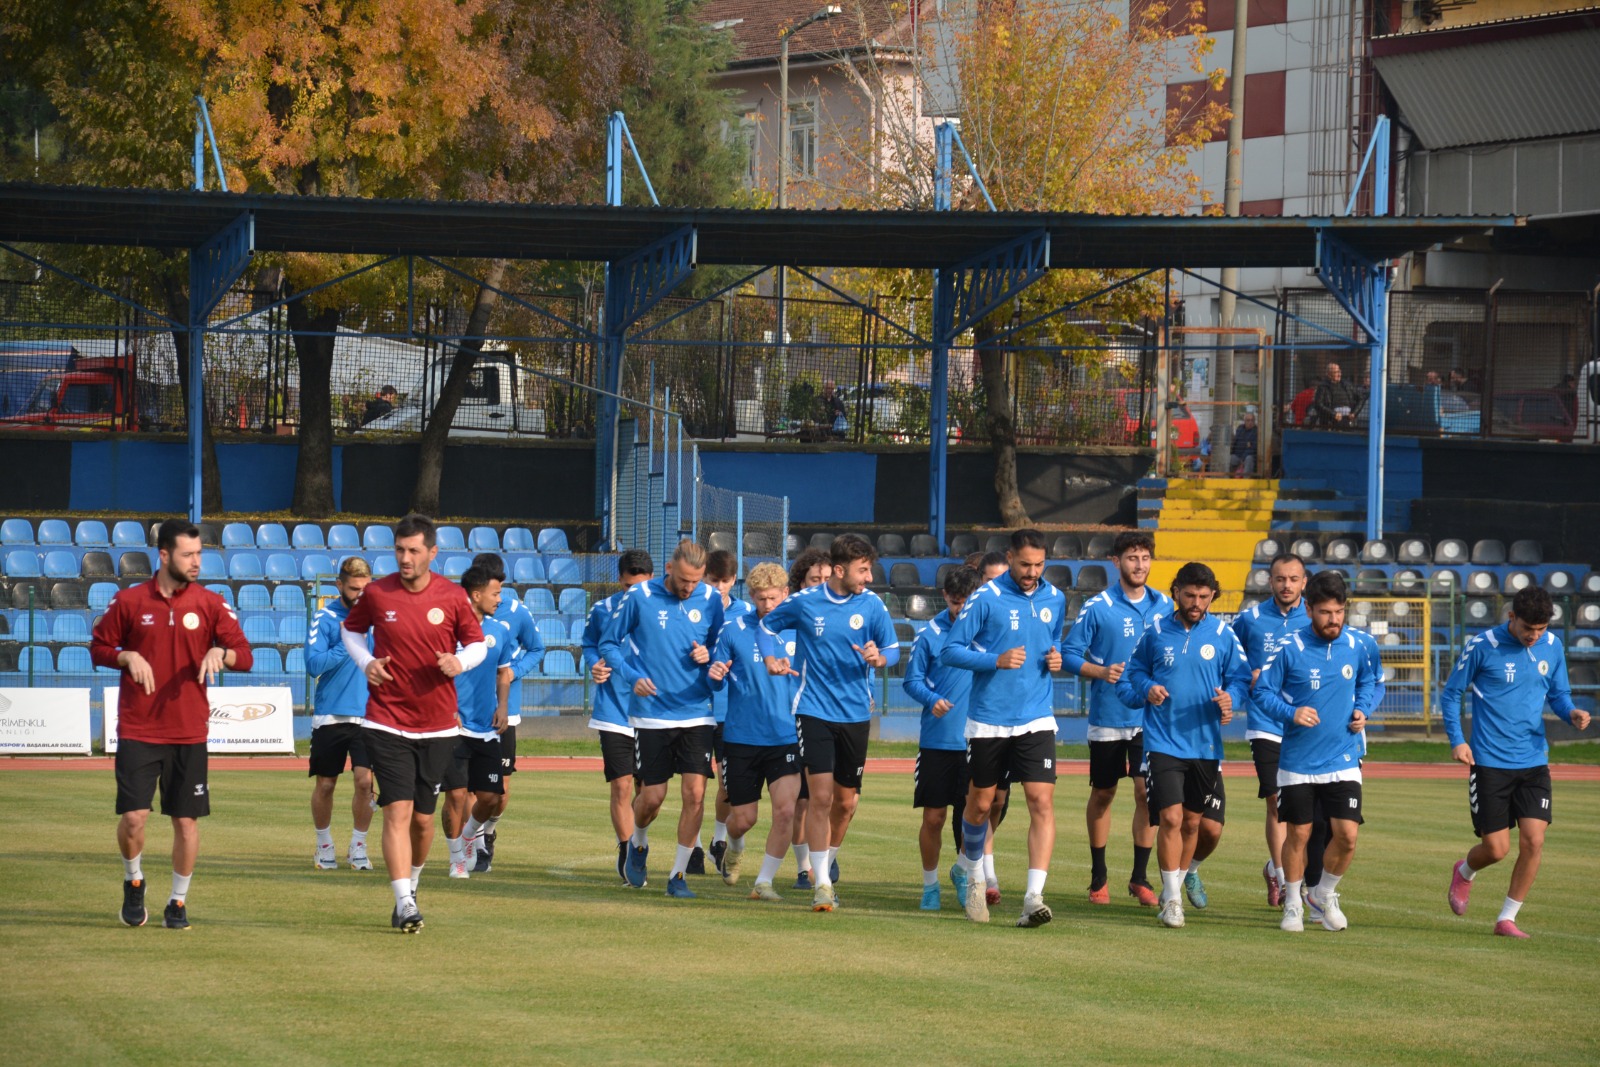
[305, 556, 376, 871]
[784, 548, 830, 889]
[342, 513, 487, 933]
[1117, 561, 1249, 929]
[583, 548, 654, 882]
[599, 540, 725, 898]
[1061, 531, 1171, 907]
[466, 551, 544, 873]
[961, 549, 1011, 905]
[904, 565, 982, 910]
[703, 547, 749, 876]
[1441, 587, 1591, 938]
[1251, 571, 1377, 932]
[91, 519, 253, 930]
[707, 562, 801, 900]
[940, 528, 1065, 927]
[443, 566, 516, 879]
[1233, 552, 1309, 906]
[758, 533, 898, 911]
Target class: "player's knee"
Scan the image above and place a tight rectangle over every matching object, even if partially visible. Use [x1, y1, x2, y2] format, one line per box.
[1157, 806, 1184, 830]
[313, 777, 337, 797]
[922, 807, 948, 829]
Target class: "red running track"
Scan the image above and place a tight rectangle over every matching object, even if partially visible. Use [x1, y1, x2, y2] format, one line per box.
[3, 756, 1597, 781]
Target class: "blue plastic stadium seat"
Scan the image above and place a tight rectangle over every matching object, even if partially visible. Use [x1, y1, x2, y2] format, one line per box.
[328, 523, 361, 551]
[362, 526, 395, 550]
[3, 550, 40, 578]
[8, 613, 42, 643]
[547, 557, 581, 585]
[468, 527, 500, 552]
[442, 555, 471, 579]
[237, 584, 272, 612]
[512, 557, 546, 585]
[569, 618, 587, 643]
[74, 520, 109, 547]
[204, 583, 234, 608]
[522, 587, 557, 615]
[557, 588, 588, 615]
[251, 648, 284, 674]
[242, 616, 278, 646]
[264, 553, 298, 581]
[371, 555, 397, 578]
[37, 519, 71, 546]
[536, 528, 570, 554]
[301, 553, 336, 581]
[52, 614, 90, 643]
[272, 585, 306, 614]
[221, 522, 255, 549]
[228, 552, 265, 580]
[56, 646, 93, 674]
[0, 519, 34, 545]
[278, 616, 307, 645]
[112, 521, 147, 548]
[291, 524, 326, 550]
[19, 645, 54, 673]
[536, 618, 568, 647]
[436, 526, 466, 551]
[542, 649, 578, 677]
[256, 523, 290, 550]
[197, 553, 226, 580]
[284, 647, 306, 674]
[42, 550, 79, 580]
[503, 527, 535, 553]
[88, 581, 119, 611]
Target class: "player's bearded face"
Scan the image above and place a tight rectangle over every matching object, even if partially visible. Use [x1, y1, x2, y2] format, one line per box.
[667, 561, 704, 599]
[1175, 584, 1214, 623]
[1271, 562, 1306, 607]
[1116, 549, 1151, 587]
[836, 557, 872, 594]
[1008, 545, 1045, 591]
[163, 535, 202, 585]
[394, 534, 435, 581]
[1310, 600, 1344, 641]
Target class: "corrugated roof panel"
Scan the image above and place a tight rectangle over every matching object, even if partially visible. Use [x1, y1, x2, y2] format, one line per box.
[1374, 28, 1600, 149]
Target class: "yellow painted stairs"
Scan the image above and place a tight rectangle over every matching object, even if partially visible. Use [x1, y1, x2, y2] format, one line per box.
[1137, 477, 1279, 613]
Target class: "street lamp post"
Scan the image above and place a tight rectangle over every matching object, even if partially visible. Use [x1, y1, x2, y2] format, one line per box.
[776, 5, 841, 364]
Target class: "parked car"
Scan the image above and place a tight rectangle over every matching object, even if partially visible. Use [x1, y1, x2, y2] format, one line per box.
[358, 352, 546, 437]
[1390, 386, 1575, 440]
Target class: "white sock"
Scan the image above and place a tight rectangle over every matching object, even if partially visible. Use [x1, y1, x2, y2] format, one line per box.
[1286, 878, 1304, 905]
[713, 821, 729, 845]
[447, 836, 464, 861]
[1274, 865, 1286, 890]
[793, 843, 810, 873]
[410, 864, 424, 892]
[170, 871, 191, 902]
[1318, 871, 1343, 896]
[123, 853, 143, 881]
[813, 847, 833, 885]
[757, 852, 784, 885]
[923, 868, 939, 887]
[350, 829, 368, 847]
[731, 834, 745, 849]
[315, 826, 334, 849]
[482, 816, 500, 835]
[630, 826, 648, 849]
[982, 853, 997, 887]
[1498, 896, 1523, 923]
[391, 878, 411, 907]
[1457, 859, 1478, 882]
[672, 844, 695, 878]
[1187, 859, 1204, 875]
[1025, 869, 1047, 897]
[1160, 868, 1184, 903]
[464, 816, 484, 842]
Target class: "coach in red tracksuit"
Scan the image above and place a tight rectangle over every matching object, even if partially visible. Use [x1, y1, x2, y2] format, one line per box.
[91, 519, 253, 931]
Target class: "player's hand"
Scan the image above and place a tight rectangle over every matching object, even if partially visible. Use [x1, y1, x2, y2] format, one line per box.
[853, 641, 886, 668]
[931, 698, 953, 718]
[689, 641, 710, 665]
[1293, 705, 1320, 727]
[1572, 709, 1592, 731]
[1451, 743, 1474, 767]
[996, 647, 1027, 670]
[1147, 684, 1169, 705]
[365, 657, 394, 687]
[1045, 646, 1063, 672]
[764, 655, 799, 677]
[436, 651, 464, 678]
[1103, 661, 1125, 684]
[197, 647, 227, 685]
[708, 659, 733, 682]
[493, 707, 508, 732]
[633, 676, 658, 697]
[1349, 709, 1367, 733]
[122, 651, 156, 695]
[590, 660, 612, 684]
[1212, 687, 1233, 717]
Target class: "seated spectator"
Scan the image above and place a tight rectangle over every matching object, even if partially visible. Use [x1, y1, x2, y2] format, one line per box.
[1230, 410, 1258, 474]
[361, 385, 397, 426]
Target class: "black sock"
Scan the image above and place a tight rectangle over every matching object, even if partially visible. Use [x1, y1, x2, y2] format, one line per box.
[1131, 845, 1153, 886]
[1089, 846, 1108, 890]
[951, 822, 963, 856]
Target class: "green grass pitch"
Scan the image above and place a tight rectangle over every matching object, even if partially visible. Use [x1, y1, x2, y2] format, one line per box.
[1, 768, 1596, 1065]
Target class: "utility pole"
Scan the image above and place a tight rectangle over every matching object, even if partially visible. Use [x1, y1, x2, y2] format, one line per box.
[1212, 0, 1250, 473]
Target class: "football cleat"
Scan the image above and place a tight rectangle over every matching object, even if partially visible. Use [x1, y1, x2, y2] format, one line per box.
[920, 884, 942, 911]
[708, 840, 728, 877]
[1128, 881, 1159, 908]
[665, 874, 697, 899]
[985, 884, 1001, 907]
[163, 899, 190, 930]
[1159, 898, 1186, 928]
[448, 858, 470, 879]
[1448, 860, 1473, 916]
[120, 878, 148, 928]
[624, 844, 649, 889]
[1183, 870, 1208, 909]
[1016, 894, 1052, 928]
[686, 846, 706, 876]
[721, 841, 744, 886]
[963, 876, 990, 923]
[950, 863, 969, 907]
[1493, 919, 1530, 939]
[748, 882, 783, 902]
[1263, 862, 1282, 908]
[811, 885, 835, 913]
[1088, 884, 1110, 905]
[391, 897, 423, 933]
[793, 869, 813, 891]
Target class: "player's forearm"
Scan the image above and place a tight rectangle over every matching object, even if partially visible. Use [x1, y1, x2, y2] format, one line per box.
[342, 626, 375, 670]
[1438, 685, 1466, 746]
[880, 643, 900, 667]
[456, 641, 487, 672]
[939, 645, 998, 672]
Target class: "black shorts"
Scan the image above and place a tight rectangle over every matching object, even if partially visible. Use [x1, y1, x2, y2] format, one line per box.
[796, 716, 870, 791]
[308, 723, 371, 779]
[453, 735, 506, 795]
[599, 730, 636, 783]
[966, 730, 1057, 790]
[441, 743, 469, 793]
[634, 724, 715, 787]
[499, 723, 518, 776]
[1470, 764, 1553, 837]
[722, 741, 802, 807]
[115, 739, 210, 818]
[712, 723, 726, 765]
[1278, 779, 1363, 826]
[362, 728, 455, 815]
[1088, 733, 1144, 790]
[1144, 751, 1226, 825]
[913, 748, 969, 809]
[1250, 737, 1282, 799]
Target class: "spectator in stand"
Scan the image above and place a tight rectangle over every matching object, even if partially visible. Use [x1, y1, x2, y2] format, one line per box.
[1447, 367, 1469, 392]
[1311, 362, 1360, 429]
[1230, 410, 1258, 475]
[361, 385, 398, 426]
[820, 380, 847, 437]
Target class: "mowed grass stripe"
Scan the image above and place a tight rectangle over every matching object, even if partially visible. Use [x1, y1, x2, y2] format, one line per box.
[0, 771, 1595, 1065]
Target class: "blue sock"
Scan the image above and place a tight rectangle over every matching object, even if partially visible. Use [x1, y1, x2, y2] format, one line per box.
[961, 820, 988, 863]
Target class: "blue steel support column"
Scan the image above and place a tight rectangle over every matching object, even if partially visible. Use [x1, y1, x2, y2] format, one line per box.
[597, 114, 626, 545]
[1365, 119, 1392, 543]
[186, 212, 254, 523]
[928, 122, 955, 552]
[1315, 227, 1389, 543]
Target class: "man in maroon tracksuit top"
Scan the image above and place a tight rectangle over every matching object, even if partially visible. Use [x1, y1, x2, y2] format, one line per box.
[341, 513, 485, 932]
[91, 519, 253, 931]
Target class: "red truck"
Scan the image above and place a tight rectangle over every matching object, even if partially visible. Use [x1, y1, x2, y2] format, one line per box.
[0, 356, 164, 431]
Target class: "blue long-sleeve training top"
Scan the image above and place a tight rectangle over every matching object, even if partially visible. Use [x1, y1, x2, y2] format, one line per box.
[1440, 623, 1576, 770]
[306, 598, 370, 723]
[904, 613, 972, 751]
[1118, 614, 1250, 760]
[599, 577, 725, 728]
[1233, 596, 1309, 740]
[710, 614, 798, 747]
[1252, 627, 1377, 776]
[1060, 584, 1172, 729]
[455, 614, 516, 739]
[757, 582, 898, 724]
[494, 594, 544, 726]
[582, 590, 636, 735]
[940, 571, 1066, 732]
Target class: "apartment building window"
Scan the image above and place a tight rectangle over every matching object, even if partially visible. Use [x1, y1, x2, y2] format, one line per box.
[738, 114, 760, 188]
[788, 98, 819, 180]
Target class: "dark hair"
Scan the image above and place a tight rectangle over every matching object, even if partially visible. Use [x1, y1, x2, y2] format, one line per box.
[1171, 561, 1219, 596]
[618, 548, 654, 579]
[829, 532, 875, 567]
[1010, 528, 1047, 552]
[788, 548, 829, 593]
[705, 549, 738, 582]
[460, 565, 497, 596]
[1112, 531, 1155, 557]
[1510, 587, 1554, 626]
[395, 513, 436, 548]
[1304, 570, 1348, 607]
[1269, 552, 1306, 574]
[471, 552, 506, 583]
[943, 565, 982, 600]
[979, 551, 1008, 572]
[963, 551, 985, 569]
[156, 519, 200, 553]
